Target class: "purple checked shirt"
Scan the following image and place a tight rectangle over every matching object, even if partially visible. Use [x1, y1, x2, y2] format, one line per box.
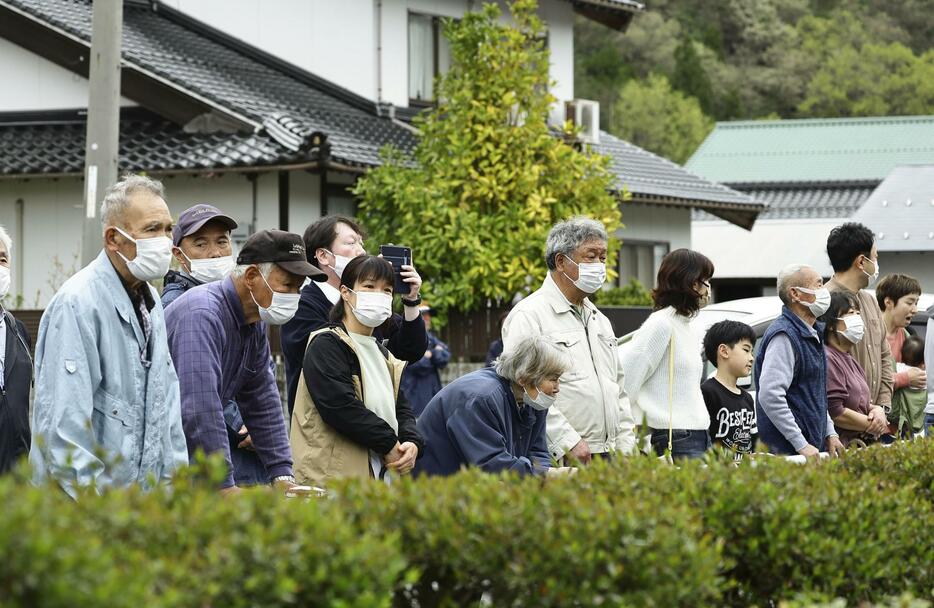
[165, 277, 292, 488]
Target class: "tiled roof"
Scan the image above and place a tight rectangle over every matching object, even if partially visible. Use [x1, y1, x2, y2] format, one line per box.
[853, 165, 934, 252]
[686, 115, 934, 185]
[594, 131, 766, 229]
[0, 0, 760, 228]
[0, 108, 299, 176]
[693, 185, 874, 221]
[1, 0, 416, 168]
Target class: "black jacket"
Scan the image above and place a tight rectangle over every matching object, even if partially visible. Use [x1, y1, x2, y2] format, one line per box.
[0, 312, 32, 474]
[281, 281, 427, 414]
[302, 324, 422, 456]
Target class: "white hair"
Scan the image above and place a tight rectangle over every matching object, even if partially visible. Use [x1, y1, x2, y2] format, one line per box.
[230, 262, 274, 279]
[494, 335, 571, 386]
[545, 216, 608, 270]
[777, 264, 812, 305]
[0, 225, 11, 257]
[99, 173, 165, 226]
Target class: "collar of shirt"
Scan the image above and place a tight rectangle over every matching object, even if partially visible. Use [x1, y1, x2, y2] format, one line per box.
[542, 273, 596, 321]
[316, 280, 341, 305]
[220, 276, 250, 327]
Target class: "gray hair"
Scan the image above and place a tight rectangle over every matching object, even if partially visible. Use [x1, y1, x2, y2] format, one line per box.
[99, 174, 165, 226]
[230, 262, 274, 279]
[777, 264, 812, 305]
[0, 225, 11, 257]
[494, 335, 571, 386]
[545, 216, 608, 270]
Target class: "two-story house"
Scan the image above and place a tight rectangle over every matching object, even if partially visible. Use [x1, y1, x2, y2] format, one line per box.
[0, 0, 762, 306]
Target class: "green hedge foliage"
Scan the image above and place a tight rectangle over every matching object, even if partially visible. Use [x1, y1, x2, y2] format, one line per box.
[2, 441, 934, 607]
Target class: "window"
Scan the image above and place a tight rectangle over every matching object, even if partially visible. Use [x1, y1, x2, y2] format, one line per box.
[618, 241, 669, 289]
[408, 12, 451, 104]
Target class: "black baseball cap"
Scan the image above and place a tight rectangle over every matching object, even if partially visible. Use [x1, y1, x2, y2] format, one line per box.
[237, 230, 327, 281]
[172, 204, 238, 246]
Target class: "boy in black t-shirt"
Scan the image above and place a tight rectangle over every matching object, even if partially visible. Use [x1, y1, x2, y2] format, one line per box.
[701, 320, 758, 459]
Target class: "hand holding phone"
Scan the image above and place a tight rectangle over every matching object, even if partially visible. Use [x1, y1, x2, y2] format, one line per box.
[379, 244, 413, 296]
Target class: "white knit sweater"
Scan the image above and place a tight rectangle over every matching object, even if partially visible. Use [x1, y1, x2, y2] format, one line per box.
[621, 307, 710, 431]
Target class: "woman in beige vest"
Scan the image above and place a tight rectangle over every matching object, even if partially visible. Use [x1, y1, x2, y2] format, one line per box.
[290, 255, 423, 487]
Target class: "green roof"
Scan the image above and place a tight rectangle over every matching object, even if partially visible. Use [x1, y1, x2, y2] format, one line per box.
[685, 115, 934, 185]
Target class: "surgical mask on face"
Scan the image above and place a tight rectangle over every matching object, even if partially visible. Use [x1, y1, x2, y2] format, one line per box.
[862, 256, 880, 283]
[0, 266, 10, 298]
[562, 257, 606, 294]
[182, 251, 235, 284]
[523, 386, 555, 411]
[839, 314, 865, 344]
[795, 286, 831, 317]
[114, 226, 173, 282]
[324, 249, 353, 279]
[250, 271, 300, 325]
[348, 289, 393, 328]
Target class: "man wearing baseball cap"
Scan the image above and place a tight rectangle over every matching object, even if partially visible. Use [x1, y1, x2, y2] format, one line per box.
[162, 204, 239, 308]
[165, 229, 326, 493]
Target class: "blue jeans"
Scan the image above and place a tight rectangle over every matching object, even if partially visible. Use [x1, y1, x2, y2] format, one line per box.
[650, 428, 711, 460]
[925, 413, 934, 438]
[223, 400, 269, 487]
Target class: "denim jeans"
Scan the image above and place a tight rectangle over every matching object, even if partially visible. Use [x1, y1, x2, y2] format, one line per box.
[925, 413, 934, 438]
[223, 399, 269, 487]
[650, 428, 711, 460]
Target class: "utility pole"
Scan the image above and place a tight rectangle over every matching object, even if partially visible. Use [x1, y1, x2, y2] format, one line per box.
[81, 0, 124, 265]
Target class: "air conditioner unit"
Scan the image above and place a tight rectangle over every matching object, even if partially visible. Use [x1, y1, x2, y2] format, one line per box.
[565, 99, 600, 144]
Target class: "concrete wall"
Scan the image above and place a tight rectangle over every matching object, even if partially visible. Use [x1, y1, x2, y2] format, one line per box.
[0, 37, 135, 111]
[879, 251, 934, 294]
[617, 203, 692, 251]
[168, 0, 575, 116]
[0, 169, 328, 307]
[692, 217, 838, 281]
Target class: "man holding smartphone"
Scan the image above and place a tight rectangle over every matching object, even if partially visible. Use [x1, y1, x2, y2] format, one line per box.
[282, 216, 428, 415]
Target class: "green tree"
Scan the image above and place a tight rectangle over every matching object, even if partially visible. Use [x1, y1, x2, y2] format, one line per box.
[611, 74, 713, 164]
[799, 42, 934, 117]
[671, 39, 714, 114]
[354, 0, 622, 318]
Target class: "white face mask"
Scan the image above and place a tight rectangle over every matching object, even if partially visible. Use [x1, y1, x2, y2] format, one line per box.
[348, 289, 393, 328]
[563, 257, 606, 294]
[839, 313, 865, 344]
[862, 256, 880, 283]
[250, 271, 300, 325]
[324, 249, 353, 279]
[795, 286, 831, 317]
[114, 226, 173, 282]
[0, 266, 10, 298]
[523, 386, 555, 411]
[182, 251, 235, 284]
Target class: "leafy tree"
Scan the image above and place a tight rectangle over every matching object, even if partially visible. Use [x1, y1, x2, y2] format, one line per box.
[611, 74, 713, 164]
[671, 39, 714, 114]
[354, 0, 623, 319]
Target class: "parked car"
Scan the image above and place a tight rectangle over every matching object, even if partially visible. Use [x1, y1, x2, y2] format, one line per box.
[618, 293, 934, 394]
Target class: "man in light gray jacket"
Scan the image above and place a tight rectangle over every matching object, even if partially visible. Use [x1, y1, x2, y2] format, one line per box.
[503, 217, 635, 464]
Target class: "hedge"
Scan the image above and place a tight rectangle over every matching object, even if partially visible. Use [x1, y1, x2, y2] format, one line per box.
[2, 441, 934, 607]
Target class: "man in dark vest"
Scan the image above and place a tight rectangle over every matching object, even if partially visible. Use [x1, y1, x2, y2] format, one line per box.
[755, 264, 845, 459]
[0, 227, 33, 474]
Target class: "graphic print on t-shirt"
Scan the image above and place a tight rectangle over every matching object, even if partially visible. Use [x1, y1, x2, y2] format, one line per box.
[701, 378, 758, 457]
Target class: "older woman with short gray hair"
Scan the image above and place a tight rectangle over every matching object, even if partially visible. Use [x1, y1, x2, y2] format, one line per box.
[415, 335, 573, 477]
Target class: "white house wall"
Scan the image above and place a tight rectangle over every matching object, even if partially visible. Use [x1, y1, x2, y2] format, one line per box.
[0, 37, 135, 111]
[617, 203, 691, 250]
[0, 171, 323, 308]
[692, 218, 838, 280]
[167, 0, 575, 115]
[878, 252, 934, 295]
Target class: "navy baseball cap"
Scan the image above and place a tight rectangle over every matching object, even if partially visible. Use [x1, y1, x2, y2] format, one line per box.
[237, 229, 327, 281]
[172, 204, 238, 246]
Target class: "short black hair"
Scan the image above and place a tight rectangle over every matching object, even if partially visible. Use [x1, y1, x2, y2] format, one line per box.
[329, 255, 394, 324]
[302, 215, 367, 268]
[818, 290, 861, 343]
[703, 320, 756, 367]
[826, 222, 875, 273]
[902, 335, 925, 367]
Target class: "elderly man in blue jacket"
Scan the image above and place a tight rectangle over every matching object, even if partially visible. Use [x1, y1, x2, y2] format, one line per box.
[30, 174, 188, 498]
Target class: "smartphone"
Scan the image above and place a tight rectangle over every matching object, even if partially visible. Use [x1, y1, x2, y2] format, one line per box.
[379, 244, 412, 296]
